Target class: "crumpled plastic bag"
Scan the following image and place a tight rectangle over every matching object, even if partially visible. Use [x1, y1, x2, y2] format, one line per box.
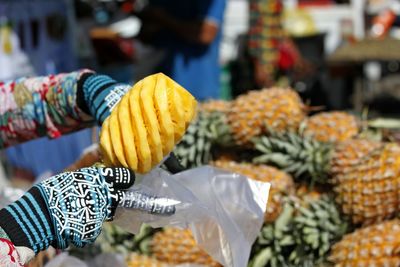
[44, 253, 126, 267]
[114, 166, 270, 267]
[44, 253, 88, 267]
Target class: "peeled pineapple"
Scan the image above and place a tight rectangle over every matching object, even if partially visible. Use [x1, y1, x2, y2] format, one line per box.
[100, 73, 197, 173]
[335, 143, 400, 225]
[151, 228, 221, 267]
[212, 160, 295, 222]
[329, 219, 400, 267]
[303, 111, 359, 143]
[227, 88, 306, 145]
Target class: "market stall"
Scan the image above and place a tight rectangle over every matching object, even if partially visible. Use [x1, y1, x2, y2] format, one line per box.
[1, 0, 400, 266]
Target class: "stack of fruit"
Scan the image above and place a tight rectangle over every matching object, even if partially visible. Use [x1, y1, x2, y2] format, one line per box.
[167, 87, 400, 266]
[71, 82, 400, 266]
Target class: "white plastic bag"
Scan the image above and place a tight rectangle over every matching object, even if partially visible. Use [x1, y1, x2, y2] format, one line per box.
[114, 166, 270, 267]
[44, 253, 88, 267]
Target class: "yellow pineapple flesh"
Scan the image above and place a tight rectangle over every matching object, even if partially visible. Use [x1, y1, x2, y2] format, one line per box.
[227, 88, 305, 145]
[335, 143, 400, 225]
[212, 160, 295, 222]
[127, 253, 169, 267]
[330, 139, 382, 177]
[303, 111, 359, 143]
[151, 228, 221, 267]
[100, 73, 197, 173]
[329, 219, 400, 267]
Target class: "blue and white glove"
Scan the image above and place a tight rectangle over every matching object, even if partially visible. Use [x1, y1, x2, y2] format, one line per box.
[77, 73, 131, 124]
[0, 167, 134, 253]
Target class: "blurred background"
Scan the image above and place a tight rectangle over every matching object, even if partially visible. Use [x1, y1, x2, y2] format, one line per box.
[0, 0, 399, 182]
[1, 0, 400, 266]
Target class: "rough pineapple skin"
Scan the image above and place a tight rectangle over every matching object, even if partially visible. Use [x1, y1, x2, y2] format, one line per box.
[199, 99, 231, 114]
[127, 253, 168, 267]
[303, 111, 359, 143]
[329, 219, 400, 267]
[99, 73, 197, 173]
[227, 88, 306, 145]
[330, 139, 382, 176]
[151, 228, 221, 267]
[212, 160, 295, 222]
[335, 143, 400, 225]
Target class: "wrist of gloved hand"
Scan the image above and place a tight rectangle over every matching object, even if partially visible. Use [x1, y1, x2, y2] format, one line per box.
[77, 73, 131, 124]
[0, 167, 135, 254]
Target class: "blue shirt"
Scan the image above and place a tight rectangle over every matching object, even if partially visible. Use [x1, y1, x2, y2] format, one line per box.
[149, 0, 226, 100]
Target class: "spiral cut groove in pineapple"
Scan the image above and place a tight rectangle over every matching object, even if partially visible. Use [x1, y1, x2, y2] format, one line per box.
[100, 73, 197, 173]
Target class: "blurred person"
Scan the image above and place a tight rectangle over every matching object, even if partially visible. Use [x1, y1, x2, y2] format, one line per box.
[136, 0, 226, 100]
[247, 0, 312, 88]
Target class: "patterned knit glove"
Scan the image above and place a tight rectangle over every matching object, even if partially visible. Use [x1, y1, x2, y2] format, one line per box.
[77, 73, 131, 124]
[0, 167, 134, 253]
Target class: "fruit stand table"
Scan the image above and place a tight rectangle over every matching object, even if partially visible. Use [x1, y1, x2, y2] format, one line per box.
[327, 37, 400, 112]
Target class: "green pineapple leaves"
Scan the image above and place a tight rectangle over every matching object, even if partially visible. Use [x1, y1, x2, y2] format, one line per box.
[250, 196, 347, 267]
[253, 130, 333, 185]
[173, 111, 232, 168]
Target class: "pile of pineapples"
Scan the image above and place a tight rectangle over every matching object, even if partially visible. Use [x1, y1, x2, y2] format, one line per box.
[80, 87, 400, 266]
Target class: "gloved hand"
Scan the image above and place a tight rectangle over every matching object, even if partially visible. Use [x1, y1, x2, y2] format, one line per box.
[0, 167, 134, 254]
[77, 73, 131, 124]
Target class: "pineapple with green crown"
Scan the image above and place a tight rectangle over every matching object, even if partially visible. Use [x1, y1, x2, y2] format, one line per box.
[173, 110, 232, 168]
[250, 194, 347, 267]
[174, 88, 307, 167]
[252, 111, 370, 183]
[227, 87, 306, 146]
[253, 129, 380, 185]
[252, 116, 400, 225]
